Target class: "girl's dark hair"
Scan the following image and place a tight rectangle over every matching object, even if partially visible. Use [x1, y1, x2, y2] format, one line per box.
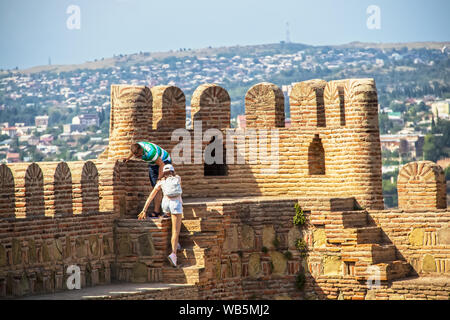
[131, 143, 142, 155]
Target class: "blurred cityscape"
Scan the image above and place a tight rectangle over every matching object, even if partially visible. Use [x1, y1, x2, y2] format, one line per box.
[0, 42, 449, 207]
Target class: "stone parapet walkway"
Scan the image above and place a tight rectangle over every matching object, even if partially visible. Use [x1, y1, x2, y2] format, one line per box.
[15, 282, 194, 300]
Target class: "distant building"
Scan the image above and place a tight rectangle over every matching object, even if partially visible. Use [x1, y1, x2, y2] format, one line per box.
[16, 126, 34, 136]
[380, 134, 425, 159]
[40, 134, 54, 145]
[37, 145, 58, 154]
[27, 136, 39, 146]
[6, 152, 20, 163]
[74, 151, 93, 161]
[18, 135, 31, 143]
[35, 115, 49, 128]
[431, 100, 450, 119]
[387, 112, 404, 126]
[1, 127, 17, 138]
[63, 124, 83, 133]
[72, 114, 100, 127]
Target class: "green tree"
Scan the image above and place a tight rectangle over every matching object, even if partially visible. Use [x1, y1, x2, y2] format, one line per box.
[9, 137, 19, 152]
[78, 136, 90, 145]
[423, 133, 440, 162]
[379, 112, 392, 134]
[431, 115, 436, 133]
[28, 146, 45, 162]
[390, 102, 406, 113]
[445, 166, 450, 181]
[48, 110, 62, 126]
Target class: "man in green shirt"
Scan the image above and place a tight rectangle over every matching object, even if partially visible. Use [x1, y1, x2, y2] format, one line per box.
[125, 142, 172, 218]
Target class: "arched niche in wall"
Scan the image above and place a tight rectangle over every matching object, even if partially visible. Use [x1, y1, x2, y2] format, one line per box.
[308, 134, 325, 175]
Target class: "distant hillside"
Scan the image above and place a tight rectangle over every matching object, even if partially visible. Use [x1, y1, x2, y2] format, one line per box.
[18, 43, 311, 75]
[13, 41, 449, 75]
[338, 41, 450, 50]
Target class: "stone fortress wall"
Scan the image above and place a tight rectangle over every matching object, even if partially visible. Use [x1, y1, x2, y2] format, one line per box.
[105, 79, 384, 211]
[0, 78, 448, 300]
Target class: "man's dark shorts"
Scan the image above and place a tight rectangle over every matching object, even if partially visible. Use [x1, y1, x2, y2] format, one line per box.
[149, 159, 172, 187]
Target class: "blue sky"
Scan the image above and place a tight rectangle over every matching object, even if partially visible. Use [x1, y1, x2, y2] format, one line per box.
[0, 0, 449, 69]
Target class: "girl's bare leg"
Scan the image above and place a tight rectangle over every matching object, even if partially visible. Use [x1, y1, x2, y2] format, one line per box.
[154, 190, 162, 214]
[171, 214, 183, 254]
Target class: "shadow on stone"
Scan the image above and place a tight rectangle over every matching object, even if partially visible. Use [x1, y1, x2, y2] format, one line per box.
[25, 163, 45, 218]
[0, 164, 15, 220]
[81, 161, 99, 214]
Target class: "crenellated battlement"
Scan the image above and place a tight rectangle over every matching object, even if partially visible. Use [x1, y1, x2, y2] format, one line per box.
[0, 160, 122, 220]
[102, 78, 384, 210]
[107, 78, 379, 137]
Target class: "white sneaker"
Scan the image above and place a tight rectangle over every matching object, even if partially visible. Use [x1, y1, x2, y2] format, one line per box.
[168, 253, 177, 267]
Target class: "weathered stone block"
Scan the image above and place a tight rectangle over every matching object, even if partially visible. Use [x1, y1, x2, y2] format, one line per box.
[270, 251, 287, 276]
[137, 234, 155, 256]
[28, 239, 37, 264]
[262, 225, 276, 249]
[76, 238, 87, 258]
[223, 225, 238, 252]
[313, 228, 327, 248]
[65, 236, 72, 259]
[89, 235, 100, 257]
[240, 224, 255, 250]
[53, 239, 63, 261]
[288, 227, 302, 249]
[323, 255, 342, 276]
[12, 239, 22, 265]
[248, 253, 261, 278]
[132, 262, 148, 283]
[0, 244, 7, 267]
[42, 242, 52, 262]
[408, 228, 425, 246]
[103, 236, 112, 255]
[422, 255, 436, 273]
[437, 227, 450, 245]
[117, 235, 132, 256]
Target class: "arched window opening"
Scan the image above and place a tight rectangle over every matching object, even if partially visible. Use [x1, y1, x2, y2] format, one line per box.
[204, 136, 228, 177]
[308, 134, 325, 175]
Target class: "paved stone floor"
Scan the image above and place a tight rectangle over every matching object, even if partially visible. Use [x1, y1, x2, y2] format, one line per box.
[14, 282, 191, 300]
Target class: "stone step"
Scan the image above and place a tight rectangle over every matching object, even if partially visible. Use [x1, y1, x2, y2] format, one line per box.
[17, 282, 195, 300]
[354, 260, 411, 281]
[178, 231, 218, 249]
[177, 246, 209, 267]
[378, 260, 412, 281]
[371, 244, 397, 264]
[115, 218, 169, 230]
[162, 265, 206, 285]
[182, 204, 224, 220]
[327, 226, 382, 245]
[353, 226, 383, 244]
[328, 211, 368, 228]
[311, 210, 368, 227]
[328, 197, 358, 212]
[342, 244, 397, 265]
[181, 218, 223, 233]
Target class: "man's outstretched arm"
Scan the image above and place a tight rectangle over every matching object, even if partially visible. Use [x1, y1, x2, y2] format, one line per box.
[155, 157, 164, 179]
[124, 151, 134, 163]
[138, 184, 161, 220]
